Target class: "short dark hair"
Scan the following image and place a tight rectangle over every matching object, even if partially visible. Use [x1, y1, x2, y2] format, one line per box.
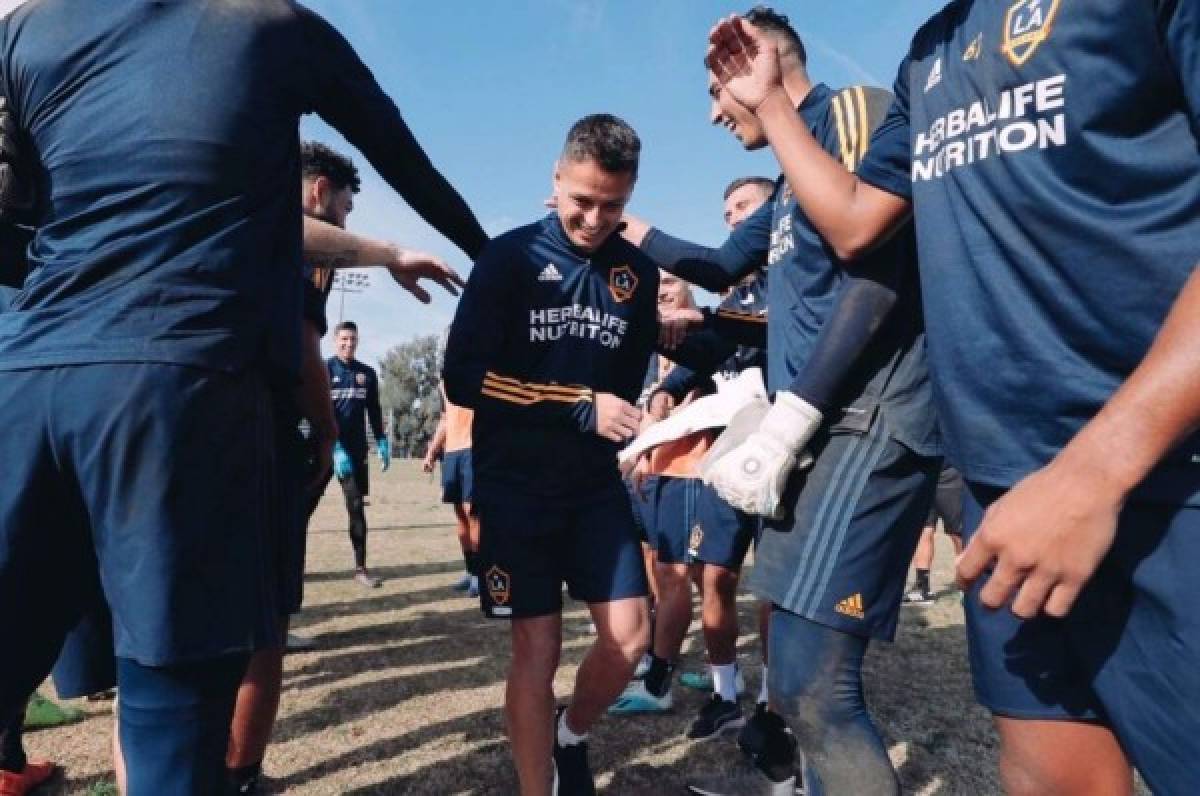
[301, 141, 361, 194]
[743, 6, 806, 65]
[561, 114, 641, 176]
[335, 320, 358, 335]
[723, 176, 775, 200]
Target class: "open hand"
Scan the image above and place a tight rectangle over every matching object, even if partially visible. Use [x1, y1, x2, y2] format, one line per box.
[705, 15, 785, 113]
[957, 458, 1121, 619]
[658, 307, 705, 350]
[387, 249, 466, 303]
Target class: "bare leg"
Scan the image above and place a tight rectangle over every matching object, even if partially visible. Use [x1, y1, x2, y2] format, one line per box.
[912, 525, 935, 570]
[507, 615, 562, 796]
[699, 564, 739, 666]
[651, 563, 692, 661]
[566, 597, 650, 732]
[226, 644, 285, 774]
[995, 718, 1132, 796]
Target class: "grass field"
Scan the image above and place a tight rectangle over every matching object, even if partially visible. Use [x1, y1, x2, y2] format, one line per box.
[29, 459, 1006, 795]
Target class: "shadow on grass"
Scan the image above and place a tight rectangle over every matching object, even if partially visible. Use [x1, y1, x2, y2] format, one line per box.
[270, 579, 1000, 795]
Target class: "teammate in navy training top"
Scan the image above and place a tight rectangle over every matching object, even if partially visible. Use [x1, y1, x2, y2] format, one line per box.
[443, 114, 656, 795]
[0, 2, 487, 793]
[624, 10, 940, 795]
[705, 2, 1200, 792]
[323, 321, 389, 586]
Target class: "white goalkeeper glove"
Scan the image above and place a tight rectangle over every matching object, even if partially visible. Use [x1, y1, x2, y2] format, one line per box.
[700, 391, 823, 520]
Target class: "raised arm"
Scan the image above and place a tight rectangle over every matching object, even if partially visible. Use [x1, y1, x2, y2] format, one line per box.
[706, 16, 910, 261]
[623, 200, 770, 292]
[302, 216, 464, 304]
[300, 7, 488, 260]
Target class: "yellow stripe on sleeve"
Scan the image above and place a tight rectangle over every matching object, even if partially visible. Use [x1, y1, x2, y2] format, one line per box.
[830, 95, 854, 172]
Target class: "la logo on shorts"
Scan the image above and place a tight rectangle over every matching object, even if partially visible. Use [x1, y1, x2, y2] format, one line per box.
[608, 265, 638, 303]
[486, 565, 512, 614]
[1003, 0, 1060, 66]
[688, 523, 704, 556]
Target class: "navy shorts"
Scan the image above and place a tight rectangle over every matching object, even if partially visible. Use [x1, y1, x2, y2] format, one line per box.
[924, 464, 964, 535]
[747, 416, 938, 641]
[651, 476, 700, 565]
[440, 449, 474, 505]
[0, 364, 277, 718]
[475, 485, 649, 619]
[689, 484, 756, 571]
[962, 483, 1200, 795]
[52, 598, 116, 699]
[628, 475, 659, 546]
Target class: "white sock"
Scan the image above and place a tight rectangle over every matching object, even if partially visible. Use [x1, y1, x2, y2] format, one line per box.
[758, 665, 769, 705]
[712, 663, 738, 702]
[557, 710, 588, 747]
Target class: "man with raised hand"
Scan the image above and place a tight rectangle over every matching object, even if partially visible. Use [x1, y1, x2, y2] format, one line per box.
[705, 2, 1200, 793]
[444, 114, 658, 796]
[622, 8, 940, 794]
[0, 2, 485, 792]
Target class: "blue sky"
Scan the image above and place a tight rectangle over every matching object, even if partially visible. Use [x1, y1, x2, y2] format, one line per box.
[301, 1, 948, 366]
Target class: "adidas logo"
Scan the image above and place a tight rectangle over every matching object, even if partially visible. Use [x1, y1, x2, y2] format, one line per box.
[538, 263, 563, 282]
[834, 593, 865, 620]
[924, 57, 943, 93]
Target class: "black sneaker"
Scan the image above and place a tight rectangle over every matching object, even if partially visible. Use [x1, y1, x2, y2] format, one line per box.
[687, 694, 746, 741]
[552, 707, 595, 796]
[739, 703, 796, 776]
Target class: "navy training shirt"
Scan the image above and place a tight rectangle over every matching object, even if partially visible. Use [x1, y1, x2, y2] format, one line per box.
[645, 84, 938, 456]
[328, 356, 384, 459]
[443, 214, 659, 504]
[856, 0, 1200, 497]
[0, 0, 485, 379]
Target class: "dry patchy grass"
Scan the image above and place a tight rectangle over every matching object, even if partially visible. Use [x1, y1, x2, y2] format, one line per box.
[30, 461, 1005, 794]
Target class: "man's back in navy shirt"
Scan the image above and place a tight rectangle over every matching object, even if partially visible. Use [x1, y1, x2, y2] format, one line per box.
[0, 0, 486, 377]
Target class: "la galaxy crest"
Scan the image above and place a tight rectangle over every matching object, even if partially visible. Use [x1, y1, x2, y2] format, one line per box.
[608, 265, 638, 303]
[355, 372, 367, 386]
[1003, 0, 1059, 66]
[486, 565, 511, 606]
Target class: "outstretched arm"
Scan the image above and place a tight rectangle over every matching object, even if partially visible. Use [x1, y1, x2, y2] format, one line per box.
[623, 201, 770, 292]
[302, 216, 464, 303]
[301, 7, 489, 260]
[706, 15, 910, 261]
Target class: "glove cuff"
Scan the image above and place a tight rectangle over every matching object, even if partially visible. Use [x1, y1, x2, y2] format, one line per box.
[762, 391, 823, 455]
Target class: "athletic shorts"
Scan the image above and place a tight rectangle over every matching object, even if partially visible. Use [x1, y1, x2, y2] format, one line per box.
[628, 475, 659, 546]
[962, 483, 1200, 795]
[648, 478, 755, 569]
[51, 598, 116, 699]
[475, 485, 649, 619]
[924, 464, 964, 535]
[0, 365, 276, 718]
[440, 449, 474, 505]
[651, 476, 700, 564]
[747, 416, 938, 641]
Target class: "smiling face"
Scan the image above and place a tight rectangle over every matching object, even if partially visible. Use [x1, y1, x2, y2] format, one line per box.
[657, 271, 693, 311]
[708, 71, 767, 151]
[553, 156, 636, 253]
[335, 327, 358, 361]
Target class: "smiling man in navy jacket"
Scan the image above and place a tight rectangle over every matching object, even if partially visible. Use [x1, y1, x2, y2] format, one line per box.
[444, 114, 658, 796]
